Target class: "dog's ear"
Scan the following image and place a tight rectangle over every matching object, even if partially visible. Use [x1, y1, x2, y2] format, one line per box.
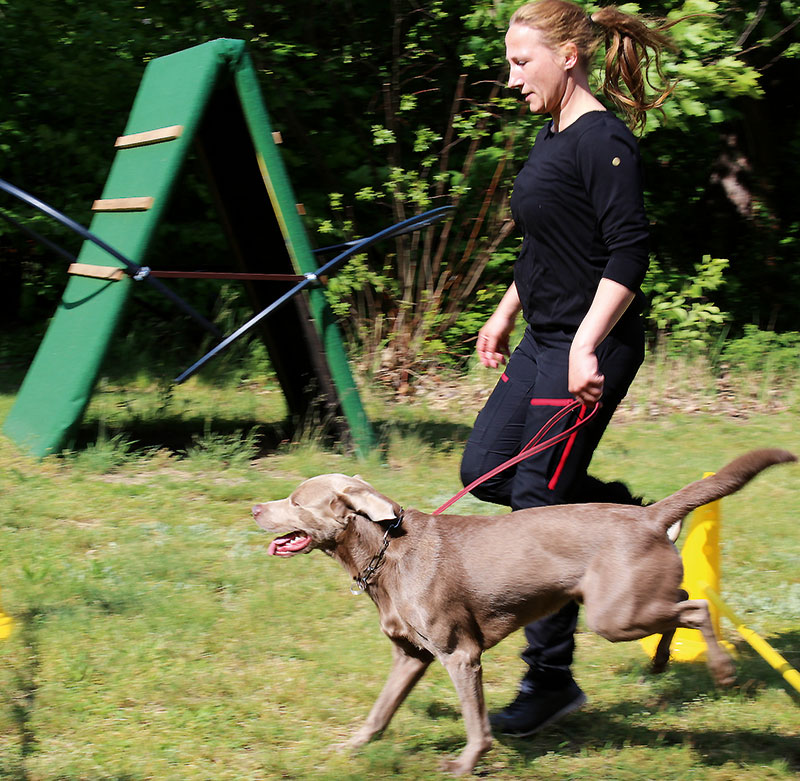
[340, 479, 402, 523]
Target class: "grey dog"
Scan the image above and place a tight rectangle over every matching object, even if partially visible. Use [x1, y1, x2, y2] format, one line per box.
[252, 448, 795, 776]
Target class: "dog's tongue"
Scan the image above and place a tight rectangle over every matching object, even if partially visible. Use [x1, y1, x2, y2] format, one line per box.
[267, 532, 312, 556]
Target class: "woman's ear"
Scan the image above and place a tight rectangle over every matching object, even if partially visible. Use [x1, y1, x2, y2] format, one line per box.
[562, 41, 579, 70]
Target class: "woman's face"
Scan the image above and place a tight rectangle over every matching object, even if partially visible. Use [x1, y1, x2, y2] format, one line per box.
[505, 23, 570, 116]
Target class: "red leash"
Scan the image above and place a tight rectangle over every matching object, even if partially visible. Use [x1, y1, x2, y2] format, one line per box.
[433, 399, 601, 515]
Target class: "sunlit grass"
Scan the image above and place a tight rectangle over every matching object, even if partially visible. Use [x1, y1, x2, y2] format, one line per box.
[0, 364, 798, 779]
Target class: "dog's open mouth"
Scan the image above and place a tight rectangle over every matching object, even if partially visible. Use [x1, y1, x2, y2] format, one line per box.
[267, 531, 312, 557]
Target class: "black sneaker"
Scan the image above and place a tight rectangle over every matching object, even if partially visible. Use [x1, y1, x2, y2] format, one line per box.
[489, 678, 587, 737]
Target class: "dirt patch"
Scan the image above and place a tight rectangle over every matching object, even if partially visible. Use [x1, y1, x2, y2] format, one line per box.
[387, 364, 795, 423]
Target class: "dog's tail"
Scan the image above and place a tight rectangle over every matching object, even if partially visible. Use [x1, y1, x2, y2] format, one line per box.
[648, 448, 796, 533]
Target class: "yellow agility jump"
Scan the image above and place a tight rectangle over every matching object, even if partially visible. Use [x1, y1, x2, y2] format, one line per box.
[640, 471, 732, 660]
[703, 583, 800, 695]
[641, 471, 800, 694]
[0, 588, 12, 640]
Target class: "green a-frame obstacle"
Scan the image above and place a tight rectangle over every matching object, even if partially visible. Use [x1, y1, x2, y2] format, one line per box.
[3, 39, 392, 459]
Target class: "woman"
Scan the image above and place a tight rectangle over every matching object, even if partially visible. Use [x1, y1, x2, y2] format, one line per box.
[460, 0, 677, 736]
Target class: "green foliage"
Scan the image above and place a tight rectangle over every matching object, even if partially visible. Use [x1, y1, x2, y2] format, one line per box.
[646, 0, 765, 133]
[720, 324, 800, 376]
[61, 431, 145, 474]
[643, 254, 730, 347]
[2, 0, 800, 380]
[641, 0, 800, 332]
[305, 1, 535, 376]
[182, 422, 263, 469]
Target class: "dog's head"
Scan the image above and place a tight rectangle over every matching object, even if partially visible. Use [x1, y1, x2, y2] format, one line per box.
[252, 474, 402, 556]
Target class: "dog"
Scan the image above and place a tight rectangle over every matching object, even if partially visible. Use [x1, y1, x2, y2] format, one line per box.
[251, 448, 795, 776]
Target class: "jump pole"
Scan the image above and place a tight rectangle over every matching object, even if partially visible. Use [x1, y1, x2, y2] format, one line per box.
[641, 471, 734, 660]
[641, 473, 800, 694]
[0, 589, 12, 640]
[702, 583, 800, 695]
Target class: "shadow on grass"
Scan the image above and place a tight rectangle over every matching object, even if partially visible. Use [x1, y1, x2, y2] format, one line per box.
[1, 609, 186, 781]
[73, 413, 294, 457]
[486, 632, 800, 773]
[67, 411, 474, 460]
[371, 418, 474, 453]
[6, 609, 41, 764]
[499, 719, 800, 773]
[3, 319, 475, 459]
[497, 709, 800, 772]
[414, 632, 800, 773]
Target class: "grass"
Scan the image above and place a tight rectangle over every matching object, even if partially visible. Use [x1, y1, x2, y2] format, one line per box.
[0, 363, 798, 780]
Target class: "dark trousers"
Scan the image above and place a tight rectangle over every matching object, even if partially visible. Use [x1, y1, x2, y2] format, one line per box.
[460, 323, 644, 686]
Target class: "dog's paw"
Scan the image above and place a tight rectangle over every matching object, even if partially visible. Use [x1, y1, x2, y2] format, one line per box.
[714, 663, 737, 688]
[332, 731, 371, 755]
[438, 756, 476, 777]
[650, 656, 670, 675]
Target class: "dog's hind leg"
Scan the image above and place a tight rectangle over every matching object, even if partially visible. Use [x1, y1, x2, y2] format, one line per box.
[438, 646, 493, 777]
[675, 598, 736, 686]
[341, 639, 433, 751]
[587, 592, 735, 686]
[651, 629, 676, 675]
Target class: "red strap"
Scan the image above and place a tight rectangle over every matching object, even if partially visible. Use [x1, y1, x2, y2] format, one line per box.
[433, 400, 599, 515]
[547, 403, 587, 491]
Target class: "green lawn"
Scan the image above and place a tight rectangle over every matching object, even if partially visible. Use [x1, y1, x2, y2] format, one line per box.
[0, 377, 798, 780]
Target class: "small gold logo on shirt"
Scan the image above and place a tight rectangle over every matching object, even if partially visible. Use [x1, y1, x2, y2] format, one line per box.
[612, 157, 621, 167]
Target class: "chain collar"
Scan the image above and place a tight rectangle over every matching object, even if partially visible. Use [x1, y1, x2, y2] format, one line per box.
[350, 510, 404, 595]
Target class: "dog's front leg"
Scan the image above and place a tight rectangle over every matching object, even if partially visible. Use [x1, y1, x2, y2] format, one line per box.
[340, 639, 433, 751]
[439, 647, 492, 777]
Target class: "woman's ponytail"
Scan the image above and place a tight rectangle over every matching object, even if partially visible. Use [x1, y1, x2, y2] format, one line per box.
[590, 6, 678, 131]
[510, 0, 679, 132]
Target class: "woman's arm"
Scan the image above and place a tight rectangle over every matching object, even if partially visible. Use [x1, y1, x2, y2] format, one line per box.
[569, 278, 635, 406]
[571, 122, 648, 406]
[476, 282, 522, 369]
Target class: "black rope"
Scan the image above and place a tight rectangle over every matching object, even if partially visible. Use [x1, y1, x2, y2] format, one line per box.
[0, 178, 453, 375]
[173, 205, 454, 383]
[0, 178, 221, 337]
[312, 212, 452, 256]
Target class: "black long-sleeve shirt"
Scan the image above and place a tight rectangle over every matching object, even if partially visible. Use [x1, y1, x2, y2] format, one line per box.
[511, 110, 649, 334]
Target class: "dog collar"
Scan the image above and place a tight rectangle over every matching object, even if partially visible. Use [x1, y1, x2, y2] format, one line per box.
[351, 510, 404, 595]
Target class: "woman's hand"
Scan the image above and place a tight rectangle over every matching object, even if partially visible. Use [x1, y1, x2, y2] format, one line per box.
[477, 317, 512, 368]
[570, 278, 635, 406]
[476, 283, 522, 368]
[568, 343, 604, 406]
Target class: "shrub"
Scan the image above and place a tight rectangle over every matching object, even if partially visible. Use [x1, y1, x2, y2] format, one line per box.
[720, 324, 800, 378]
[643, 254, 730, 349]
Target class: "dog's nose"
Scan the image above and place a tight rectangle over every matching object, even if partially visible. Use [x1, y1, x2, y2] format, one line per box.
[252, 504, 263, 518]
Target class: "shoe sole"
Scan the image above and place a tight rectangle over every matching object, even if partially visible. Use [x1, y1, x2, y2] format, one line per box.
[492, 691, 588, 738]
